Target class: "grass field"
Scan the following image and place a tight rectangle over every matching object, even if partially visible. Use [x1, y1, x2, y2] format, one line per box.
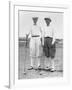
[18, 41, 63, 79]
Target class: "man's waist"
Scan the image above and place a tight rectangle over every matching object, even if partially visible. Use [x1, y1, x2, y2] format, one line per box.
[45, 34, 52, 37]
[44, 36, 53, 39]
[32, 35, 40, 37]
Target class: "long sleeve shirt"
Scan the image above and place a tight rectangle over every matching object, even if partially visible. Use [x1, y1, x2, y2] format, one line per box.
[43, 25, 56, 44]
[28, 25, 42, 38]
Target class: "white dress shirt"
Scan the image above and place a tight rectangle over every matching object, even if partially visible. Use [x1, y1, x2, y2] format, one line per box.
[31, 25, 41, 36]
[29, 25, 42, 38]
[43, 25, 56, 44]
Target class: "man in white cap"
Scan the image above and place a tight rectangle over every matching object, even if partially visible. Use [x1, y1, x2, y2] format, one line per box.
[43, 17, 56, 72]
[28, 17, 43, 70]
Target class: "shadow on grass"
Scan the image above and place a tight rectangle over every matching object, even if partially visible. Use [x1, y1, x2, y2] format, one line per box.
[4, 85, 10, 89]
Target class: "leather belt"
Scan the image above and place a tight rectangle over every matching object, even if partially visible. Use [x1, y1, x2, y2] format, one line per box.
[45, 37, 52, 39]
[32, 35, 40, 37]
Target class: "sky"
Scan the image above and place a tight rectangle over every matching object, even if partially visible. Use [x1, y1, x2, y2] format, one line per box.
[19, 11, 63, 39]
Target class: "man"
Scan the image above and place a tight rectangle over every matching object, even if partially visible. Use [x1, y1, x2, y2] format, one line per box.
[43, 17, 56, 72]
[28, 17, 43, 70]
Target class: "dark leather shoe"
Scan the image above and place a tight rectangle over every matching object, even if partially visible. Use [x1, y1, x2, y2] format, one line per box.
[44, 67, 51, 71]
[28, 66, 33, 70]
[35, 66, 42, 70]
[50, 68, 56, 72]
[38, 66, 42, 70]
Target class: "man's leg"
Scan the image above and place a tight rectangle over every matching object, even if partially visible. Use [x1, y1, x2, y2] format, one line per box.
[36, 38, 41, 69]
[50, 58, 55, 71]
[45, 57, 51, 70]
[28, 38, 35, 70]
[37, 57, 41, 67]
[30, 57, 34, 67]
[44, 45, 51, 70]
[50, 43, 56, 72]
[28, 56, 34, 70]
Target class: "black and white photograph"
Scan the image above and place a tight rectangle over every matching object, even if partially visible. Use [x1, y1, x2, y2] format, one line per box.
[8, 0, 72, 89]
[18, 10, 63, 79]
[0, 0, 71, 89]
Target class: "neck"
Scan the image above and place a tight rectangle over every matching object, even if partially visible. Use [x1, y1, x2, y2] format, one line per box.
[46, 24, 49, 26]
[46, 23, 50, 26]
[34, 23, 37, 25]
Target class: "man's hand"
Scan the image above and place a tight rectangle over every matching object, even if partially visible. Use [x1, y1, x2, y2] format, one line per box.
[41, 37, 44, 46]
[52, 40, 55, 45]
[42, 42, 44, 46]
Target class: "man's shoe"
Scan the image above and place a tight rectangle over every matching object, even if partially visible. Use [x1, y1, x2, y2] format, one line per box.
[45, 67, 51, 71]
[37, 66, 42, 70]
[28, 66, 33, 70]
[35, 66, 42, 70]
[50, 68, 56, 72]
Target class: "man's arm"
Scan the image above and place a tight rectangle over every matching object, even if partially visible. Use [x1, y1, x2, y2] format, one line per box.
[40, 27, 44, 46]
[52, 29, 56, 44]
[27, 29, 32, 39]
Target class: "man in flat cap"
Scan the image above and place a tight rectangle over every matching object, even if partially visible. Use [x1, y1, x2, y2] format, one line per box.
[28, 17, 43, 70]
[43, 17, 56, 72]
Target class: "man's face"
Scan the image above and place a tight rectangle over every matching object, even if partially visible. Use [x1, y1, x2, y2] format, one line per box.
[32, 18, 38, 25]
[45, 21, 50, 26]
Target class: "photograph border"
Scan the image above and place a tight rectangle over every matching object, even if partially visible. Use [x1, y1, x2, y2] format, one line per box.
[9, 1, 71, 88]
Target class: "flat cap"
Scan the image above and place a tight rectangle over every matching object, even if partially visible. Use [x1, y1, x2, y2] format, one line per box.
[44, 18, 51, 22]
[32, 17, 38, 20]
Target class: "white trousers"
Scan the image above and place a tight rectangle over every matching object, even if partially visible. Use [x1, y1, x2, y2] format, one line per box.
[29, 37, 41, 67]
